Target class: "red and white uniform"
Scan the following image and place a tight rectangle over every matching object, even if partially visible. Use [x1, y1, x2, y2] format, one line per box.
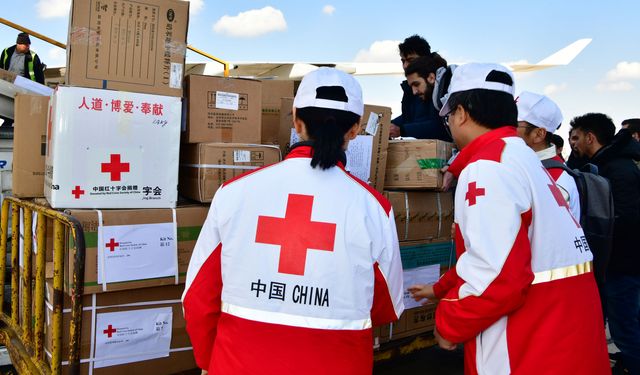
[433, 127, 609, 375]
[537, 144, 581, 220]
[182, 145, 404, 375]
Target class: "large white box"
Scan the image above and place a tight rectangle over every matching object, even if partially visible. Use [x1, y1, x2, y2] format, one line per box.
[45, 86, 181, 208]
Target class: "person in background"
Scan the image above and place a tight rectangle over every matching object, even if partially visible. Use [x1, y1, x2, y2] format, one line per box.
[571, 113, 640, 375]
[409, 63, 609, 374]
[550, 133, 565, 159]
[390, 35, 451, 141]
[567, 127, 589, 169]
[1, 32, 45, 84]
[622, 118, 640, 142]
[515, 91, 579, 219]
[403, 55, 452, 141]
[182, 68, 404, 375]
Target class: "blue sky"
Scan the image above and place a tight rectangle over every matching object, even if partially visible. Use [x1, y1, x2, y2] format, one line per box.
[2, 0, 639, 143]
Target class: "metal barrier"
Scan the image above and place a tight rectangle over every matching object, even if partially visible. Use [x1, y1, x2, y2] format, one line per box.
[0, 197, 86, 375]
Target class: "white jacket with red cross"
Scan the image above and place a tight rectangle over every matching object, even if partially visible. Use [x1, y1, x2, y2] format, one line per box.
[536, 144, 581, 221]
[182, 144, 404, 375]
[433, 127, 609, 375]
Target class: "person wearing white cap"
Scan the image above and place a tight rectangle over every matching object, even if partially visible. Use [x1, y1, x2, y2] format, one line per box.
[516, 91, 580, 220]
[183, 67, 404, 375]
[409, 63, 609, 374]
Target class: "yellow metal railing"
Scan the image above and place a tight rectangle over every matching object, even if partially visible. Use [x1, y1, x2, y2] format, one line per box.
[0, 17, 231, 77]
[0, 197, 86, 375]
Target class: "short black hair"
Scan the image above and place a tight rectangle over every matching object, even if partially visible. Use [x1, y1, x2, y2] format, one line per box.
[404, 54, 447, 79]
[398, 35, 431, 58]
[622, 118, 640, 134]
[570, 113, 616, 146]
[550, 133, 564, 149]
[446, 89, 517, 129]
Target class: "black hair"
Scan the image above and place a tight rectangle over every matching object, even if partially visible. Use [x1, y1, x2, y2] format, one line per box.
[295, 107, 360, 170]
[523, 124, 555, 146]
[570, 113, 615, 146]
[398, 35, 431, 58]
[446, 89, 517, 129]
[404, 54, 447, 78]
[550, 133, 564, 149]
[622, 118, 640, 134]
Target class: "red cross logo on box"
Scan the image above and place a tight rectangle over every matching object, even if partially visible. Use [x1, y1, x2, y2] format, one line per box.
[105, 238, 119, 252]
[255, 194, 337, 276]
[101, 154, 130, 181]
[465, 181, 485, 206]
[103, 324, 116, 338]
[71, 186, 85, 199]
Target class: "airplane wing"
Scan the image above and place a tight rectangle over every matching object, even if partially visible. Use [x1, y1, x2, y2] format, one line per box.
[184, 39, 592, 79]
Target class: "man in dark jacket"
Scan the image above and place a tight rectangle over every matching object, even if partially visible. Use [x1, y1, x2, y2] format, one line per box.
[571, 113, 640, 375]
[1, 33, 45, 84]
[390, 35, 451, 141]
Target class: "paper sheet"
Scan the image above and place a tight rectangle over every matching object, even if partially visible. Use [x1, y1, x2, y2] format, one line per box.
[345, 135, 373, 182]
[215, 91, 239, 110]
[402, 264, 441, 309]
[94, 306, 172, 368]
[97, 222, 177, 284]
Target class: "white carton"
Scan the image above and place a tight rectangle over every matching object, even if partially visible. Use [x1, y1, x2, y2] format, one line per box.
[45, 86, 181, 208]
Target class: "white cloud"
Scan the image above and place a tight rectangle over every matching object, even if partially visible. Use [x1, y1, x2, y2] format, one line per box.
[544, 83, 568, 96]
[596, 81, 634, 92]
[184, 0, 204, 15]
[46, 47, 66, 67]
[605, 61, 640, 81]
[354, 40, 401, 63]
[322, 5, 336, 15]
[213, 6, 286, 38]
[36, 0, 71, 19]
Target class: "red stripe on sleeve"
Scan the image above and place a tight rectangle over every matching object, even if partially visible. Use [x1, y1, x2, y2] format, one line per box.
[371, 262, 399, 325]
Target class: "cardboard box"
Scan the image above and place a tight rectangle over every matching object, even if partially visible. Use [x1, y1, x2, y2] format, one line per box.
[66, 0, 189, 97]
[381, 304, 437, 341]
[360, 105, 391, 192]
[65, 205, 208, 295]
[179, 143, 281, 203]
[44, 86, 181, 209]
[45, 282, 195, 374]
[281, 103, 391, 192]
[261, 80, 295, 145]
[13, 94, 49, 197]
[384, 140, 453, 190]
[278, 97, 294, 156]
[385, 191, 454, 242]
[183, 75, 262, 143]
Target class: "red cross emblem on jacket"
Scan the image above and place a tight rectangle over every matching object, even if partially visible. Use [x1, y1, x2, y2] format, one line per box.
[255, 194, 337, 276]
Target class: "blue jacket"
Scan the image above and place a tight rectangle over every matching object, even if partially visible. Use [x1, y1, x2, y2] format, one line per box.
[391, 80, 452, 141]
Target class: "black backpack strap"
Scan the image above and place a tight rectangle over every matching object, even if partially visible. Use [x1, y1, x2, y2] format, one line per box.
[541, 158, 569, 172]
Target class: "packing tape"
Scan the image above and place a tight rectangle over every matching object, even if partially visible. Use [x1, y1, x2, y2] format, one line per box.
[172, 208, 179, 284]
[46, 346, 193, 366]
[89, 293, 97, 375]
[181, 163, 260, 170]
[403, 192, 409, 241]
[95, 210, 107, 292]
[436, 192, 443, 239]
[46, 298, 184, 315]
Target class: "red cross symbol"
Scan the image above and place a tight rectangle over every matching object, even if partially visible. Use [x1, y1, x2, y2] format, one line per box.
[544, 168, 580, 227]
[255, 194, 337, 276]
[105, 238, 119, 252]
[103, 324, 116, 338]
[101, 154, 130, 181]
[71, 186, 85, 199]
[465, 182, 486, 206]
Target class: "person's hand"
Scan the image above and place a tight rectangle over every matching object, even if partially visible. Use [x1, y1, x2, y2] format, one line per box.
[201, 370, 208, 375]
[389, 124, 401, 138]
[434, 327, 457, 351]
[407, 284, 438, 304]
[440, 166, 456, 192]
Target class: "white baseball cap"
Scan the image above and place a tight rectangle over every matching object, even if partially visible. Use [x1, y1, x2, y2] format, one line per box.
[516, 91, 563, 133]
[294, 67, 364, 116]
[439, 63, 515, 116]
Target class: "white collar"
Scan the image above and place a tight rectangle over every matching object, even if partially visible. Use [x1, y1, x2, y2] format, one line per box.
[535, 144, 557, 161]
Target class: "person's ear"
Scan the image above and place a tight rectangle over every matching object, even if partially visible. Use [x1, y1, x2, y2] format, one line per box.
[345, 120, 361, 141]
[427, 73, 436, 85]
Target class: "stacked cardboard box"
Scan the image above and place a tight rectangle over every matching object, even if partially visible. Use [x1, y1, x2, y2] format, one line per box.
[12, 1, 208, 373]
[384, 139, 453, 190]
[179, 75, 286, 202]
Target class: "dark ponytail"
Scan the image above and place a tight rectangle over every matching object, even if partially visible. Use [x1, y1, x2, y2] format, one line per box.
[295, 107, 361, 170]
